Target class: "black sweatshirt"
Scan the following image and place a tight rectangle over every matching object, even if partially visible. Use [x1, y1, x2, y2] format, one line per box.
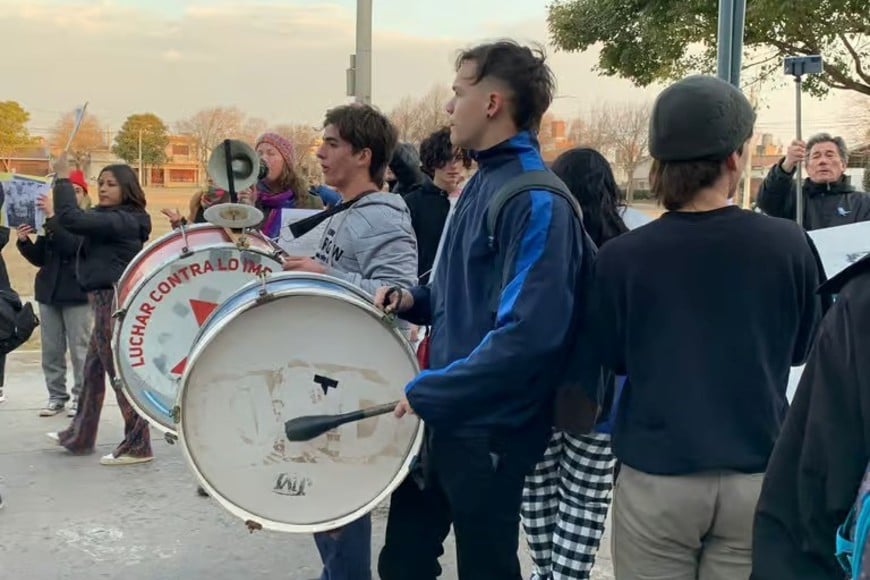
[592, 206, 822, 476]
[403, 180, 451, 285]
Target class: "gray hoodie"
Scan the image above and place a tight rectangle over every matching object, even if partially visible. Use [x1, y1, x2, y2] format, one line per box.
[314, 192, 418, 296]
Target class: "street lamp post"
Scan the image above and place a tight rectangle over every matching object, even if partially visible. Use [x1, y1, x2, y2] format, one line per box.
[347, 0, 373, 104]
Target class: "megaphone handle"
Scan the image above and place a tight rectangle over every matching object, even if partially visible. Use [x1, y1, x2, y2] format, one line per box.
[223, 139, 238, 204]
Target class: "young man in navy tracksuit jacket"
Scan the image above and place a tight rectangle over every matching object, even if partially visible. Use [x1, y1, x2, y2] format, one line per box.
[374, 41, 585, 580]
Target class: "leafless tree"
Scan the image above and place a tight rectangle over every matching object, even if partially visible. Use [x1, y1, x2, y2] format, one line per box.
[568, 102, 651, 201]
[272, 123, 324, 185]
[238, 117, 269, 145]
[176, 106, 246, 177]
[388, 84, 452, 144]
[49, 110, 107, 172]
[609, 103, 651, 202]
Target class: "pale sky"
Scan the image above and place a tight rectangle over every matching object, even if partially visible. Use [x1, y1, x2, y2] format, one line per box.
[1, 0, 864, 147]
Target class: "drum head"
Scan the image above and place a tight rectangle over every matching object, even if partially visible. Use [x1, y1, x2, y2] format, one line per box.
[179, 283, 423, 533]
[113, 241, 281, 434]
[203, 203, 264, 229]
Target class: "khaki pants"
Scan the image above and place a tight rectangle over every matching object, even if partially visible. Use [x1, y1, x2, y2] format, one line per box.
[612, 464, 763, 580]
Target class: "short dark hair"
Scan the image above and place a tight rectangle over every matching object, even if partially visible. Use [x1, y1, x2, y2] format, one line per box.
[99, 164, 147, 209]
[323, 104, 398, 188]
[455, 40, 555, 133]
[650, 146, 743, 211]
[419, 127, 471, 176]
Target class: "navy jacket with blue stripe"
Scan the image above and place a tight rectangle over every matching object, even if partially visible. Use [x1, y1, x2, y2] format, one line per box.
[403, 131, 584, 432]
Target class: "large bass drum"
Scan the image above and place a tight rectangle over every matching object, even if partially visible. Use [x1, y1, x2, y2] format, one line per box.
[176, 272, 424, 533]
[112, 224, 283, 435]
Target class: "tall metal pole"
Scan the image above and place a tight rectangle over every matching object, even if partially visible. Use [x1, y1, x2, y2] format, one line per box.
[716, 0, 734, 82]
[138, 129, 144, 185]
[729, 0, 746, 86]
[742, 84, 758, 209]
[795, 76, 804, 228]
[355, 0, 373, 104]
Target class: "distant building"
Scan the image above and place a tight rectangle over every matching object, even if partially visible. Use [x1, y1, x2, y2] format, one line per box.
[2, 143, 50, 176]
[86, 149, 126, 181]
[146, 135, 200, 188]
[539, 118, 575, 164]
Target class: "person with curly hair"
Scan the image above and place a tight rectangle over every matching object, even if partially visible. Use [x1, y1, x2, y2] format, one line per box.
[403, 127, 471, 285]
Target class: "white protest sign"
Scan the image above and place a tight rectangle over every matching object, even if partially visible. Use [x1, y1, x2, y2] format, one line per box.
[620, 206, 655, 229]
[807, 220, 870, 280]
[274, 209, 327, 257]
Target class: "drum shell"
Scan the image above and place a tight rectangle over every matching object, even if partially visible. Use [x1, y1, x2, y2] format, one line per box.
[112, 224, 283, 435]
[177, 272, 424, 533]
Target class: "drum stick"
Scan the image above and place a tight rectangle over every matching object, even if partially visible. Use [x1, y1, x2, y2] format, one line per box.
[283, 400, 399, 442]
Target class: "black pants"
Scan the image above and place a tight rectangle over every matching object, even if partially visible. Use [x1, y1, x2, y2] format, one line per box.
[378, 429, 548, 580]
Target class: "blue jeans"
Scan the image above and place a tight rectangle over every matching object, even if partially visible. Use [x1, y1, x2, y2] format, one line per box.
[313, 514, 372, 580]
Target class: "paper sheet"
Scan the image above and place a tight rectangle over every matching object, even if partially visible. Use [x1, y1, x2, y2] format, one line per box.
[272, 209, 327, 257]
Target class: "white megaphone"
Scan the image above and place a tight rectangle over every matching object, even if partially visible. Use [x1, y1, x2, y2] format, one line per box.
[204, 139, 267, 229]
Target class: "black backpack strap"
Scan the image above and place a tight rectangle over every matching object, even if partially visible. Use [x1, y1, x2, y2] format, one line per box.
[486, 170, 582, 311]
[486, 170, 581, 250]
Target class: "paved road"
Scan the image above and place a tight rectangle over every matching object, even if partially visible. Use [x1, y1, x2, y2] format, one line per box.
[0, 351, 614, 579]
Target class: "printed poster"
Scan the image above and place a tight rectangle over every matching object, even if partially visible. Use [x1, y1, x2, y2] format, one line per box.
[0, 173, 49, 234]
[806, 220, 870, 280]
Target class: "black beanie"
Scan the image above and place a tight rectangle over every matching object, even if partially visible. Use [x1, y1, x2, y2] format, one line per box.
[649, 75, 756, 162]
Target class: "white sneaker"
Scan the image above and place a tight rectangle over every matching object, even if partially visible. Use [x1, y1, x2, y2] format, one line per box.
[46, 432, 60, 444]
[100, 454, 153, 466]
[67, 399, 78, 417]
[0, 387, 5, 403]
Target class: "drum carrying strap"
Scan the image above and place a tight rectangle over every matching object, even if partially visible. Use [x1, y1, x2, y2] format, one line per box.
[288, 190, 380, 238]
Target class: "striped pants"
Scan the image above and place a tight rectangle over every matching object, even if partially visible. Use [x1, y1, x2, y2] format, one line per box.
[58, 289, 151, 458]
[521, 431, 615, 580]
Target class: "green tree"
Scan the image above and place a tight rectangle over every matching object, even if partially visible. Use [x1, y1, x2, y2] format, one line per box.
[113, 113, 169, 169]
[548, 0, 870, 97]
[0, 101, 36, 171]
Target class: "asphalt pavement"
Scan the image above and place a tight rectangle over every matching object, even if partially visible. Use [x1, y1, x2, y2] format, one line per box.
[0, 350, 614, 579]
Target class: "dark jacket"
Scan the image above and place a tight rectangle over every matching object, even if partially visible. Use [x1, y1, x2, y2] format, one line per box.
[389, 143, 427, 196]
[751, 255, 870, 580]
[756, 160, 870, 230]
[401, 131, 583, 433]
[0, 227, 10, 292]
[403, 180, 451, 285]
[17, 218, 88, 305]
[53, 179, 151, 291]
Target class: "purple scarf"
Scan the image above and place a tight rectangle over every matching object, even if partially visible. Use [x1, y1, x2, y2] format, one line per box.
[256, 180, 296, 238]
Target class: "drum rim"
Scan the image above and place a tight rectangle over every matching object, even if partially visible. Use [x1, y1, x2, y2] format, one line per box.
[177, 272, 424, 533]
[111, 229, 283, 435]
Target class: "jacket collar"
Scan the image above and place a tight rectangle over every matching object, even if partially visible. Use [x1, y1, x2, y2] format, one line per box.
[470, 131, 540, 168]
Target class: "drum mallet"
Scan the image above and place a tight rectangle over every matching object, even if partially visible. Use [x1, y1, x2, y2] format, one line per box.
[284, 401, 399, 442]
